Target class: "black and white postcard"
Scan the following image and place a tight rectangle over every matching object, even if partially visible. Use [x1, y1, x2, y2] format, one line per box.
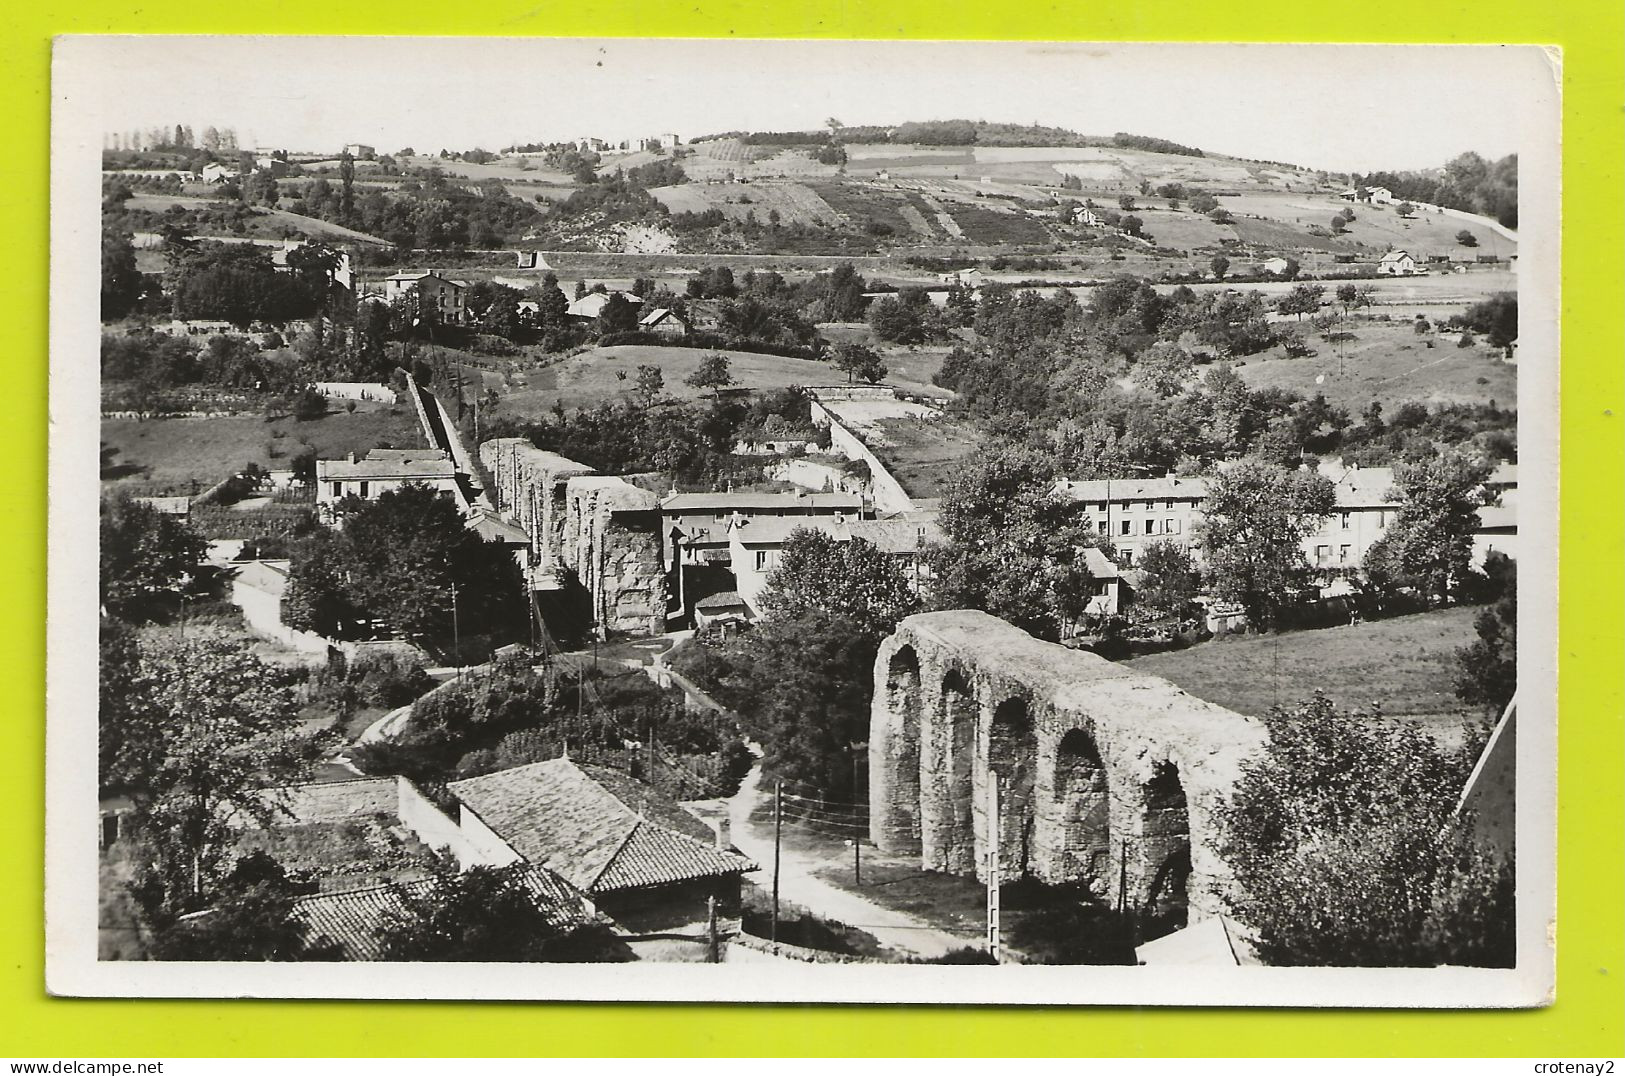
[48, 37, 1559, 1005]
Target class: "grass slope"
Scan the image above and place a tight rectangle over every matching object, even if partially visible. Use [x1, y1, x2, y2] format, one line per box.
[1124, 606, 1482, 730]
[1234, 319, 1517, 412]
[101, 404, 425, 494]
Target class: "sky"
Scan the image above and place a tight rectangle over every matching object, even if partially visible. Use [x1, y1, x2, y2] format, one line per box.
[63, 38, 1558, 173]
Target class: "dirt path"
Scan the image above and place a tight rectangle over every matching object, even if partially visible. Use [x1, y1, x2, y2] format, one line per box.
[720, 759, 976, 959]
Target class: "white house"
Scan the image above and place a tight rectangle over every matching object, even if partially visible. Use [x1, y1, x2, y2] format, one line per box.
[638, 308, 687, 337]
[1259, 257, 1291, 277]
[565, 291, 642, 323]
[1367, 186, 1395, 205]
[381, 271, 470, 324]
[936, 268, 983, 288]
[1377, 249, 1423, 276]
[1072, 206, 1103, 227]
[315, 448, 460, 523]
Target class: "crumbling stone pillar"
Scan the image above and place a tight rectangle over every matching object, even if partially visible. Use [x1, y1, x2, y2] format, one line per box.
[869, 642, 923, 854]
[919, 666, 976, 874]
[1031, 726, 1113, 893]
[973, 696, 1038, 883]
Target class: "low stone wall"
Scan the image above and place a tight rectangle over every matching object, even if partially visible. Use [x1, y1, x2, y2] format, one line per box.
[808, 399, 915, 515]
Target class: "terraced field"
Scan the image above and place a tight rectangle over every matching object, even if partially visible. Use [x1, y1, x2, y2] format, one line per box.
[649, 181, 841, 227]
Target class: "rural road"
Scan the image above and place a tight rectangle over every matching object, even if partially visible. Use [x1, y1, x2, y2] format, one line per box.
[721, 758, 975, 960]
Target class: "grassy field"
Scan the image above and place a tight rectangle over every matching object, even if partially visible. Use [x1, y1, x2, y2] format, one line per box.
[101, 404, 425, 494]
[495, 345, 840, 413]
[864, 412, 984, 498]
[649, 180, 841, 227]
[1232, 317, 1517, 412]
[1124, 606, 1483, 734]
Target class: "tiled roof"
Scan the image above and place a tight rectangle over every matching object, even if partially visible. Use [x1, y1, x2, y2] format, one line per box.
[1331, 467, 1397, 508]
[448, 759, 756, 895]
[293, 866, 592, 961]
[694, 591, 746, 612]
[1058, 476, 1210, 503]
[662, 491, 863, 512]
[317, 448, 455, 483]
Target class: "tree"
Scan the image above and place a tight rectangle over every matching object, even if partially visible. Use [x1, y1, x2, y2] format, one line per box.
[1460, 292, 1517, 350]
[633, 363, 664, 406]
[1363, 450, 1492, 604]
[596, 292, 640, 335]
[1209, 254, 1230, 280]
[1396, 201, 1417, 218]
[1455, 229, 1479, 247]
[1132, 540, 1202, 623]
[101, 227, 144, 320]
[1188, 191, 1219, 215]
[760, 529, 920, 639]
[1134, 341, 1193, 398]
[146, 852, 332, 961]
[116, 626, 307, 910]
[1330, 214, 1349, 235]
[1277, 283, 1326, 321]
[100, 492, 209, 622]
[283, 484, 526, 641]
[928, 447, 1111, 640]
[683, 352, 733, 399]
[830, 341, 888, 385]
[1218, 691, 1511, 967]
[378, 863, 626, 961]
[1120, 214, 1145, 238]
[1117, 194, 1137, 211]
[1196, 459, 1335, 630]
[1456, 563, 1516, 714]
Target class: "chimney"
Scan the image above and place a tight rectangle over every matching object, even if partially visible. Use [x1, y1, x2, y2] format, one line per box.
[714, 818, 731, 850]
[347, 451, 355, 464]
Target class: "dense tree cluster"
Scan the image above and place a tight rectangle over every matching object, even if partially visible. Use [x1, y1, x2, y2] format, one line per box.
[282, 484, 527, 643]
[1356, 152, 1519, 229]
[1195, 459, 1335, 630]
[1219, 691, 1512, 967]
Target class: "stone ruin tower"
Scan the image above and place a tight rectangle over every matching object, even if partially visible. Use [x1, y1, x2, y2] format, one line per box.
[479, 438, 668, 637]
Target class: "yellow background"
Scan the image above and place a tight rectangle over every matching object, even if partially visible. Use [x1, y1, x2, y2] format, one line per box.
[5, 0, 1621, 1058]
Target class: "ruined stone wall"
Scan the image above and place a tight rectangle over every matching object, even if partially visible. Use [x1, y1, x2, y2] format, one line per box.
[478, 439, 597, 580]
[870, 610, 1265, 921]
[562, 476, 668, 636]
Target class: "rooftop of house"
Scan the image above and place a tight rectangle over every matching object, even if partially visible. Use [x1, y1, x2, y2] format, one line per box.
[232, 558, 292, 598]
[662, 490, 864, 513]
[1057, 475, 1211, 503]
[466, 508, 531, 545]
[727, 513, 939, 554]
[639, 307, 683, 327]
[1379, 249, 1413, 262]
[1329, 466, 1397, 508]
[317, 447, 456, 483]
[566, 291, 643, 319]
[292, 865, 592, 961]
[694, 591, 747, 612]
[447, 758, 756, 895]
[384, 270, 468, 287]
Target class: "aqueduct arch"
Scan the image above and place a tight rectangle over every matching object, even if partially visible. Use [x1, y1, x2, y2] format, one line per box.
[870, 610, 1265, 922]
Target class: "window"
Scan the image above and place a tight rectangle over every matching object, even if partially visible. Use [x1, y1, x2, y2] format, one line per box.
[1097, 502, 1107, 514]
[358, 481, 369, 498]
[1315, 544, 1330, 565]
[1097, 520, 1108, 535]
[754, 550, 773, 572]
[1339, 544, 1351, 562]
[330, 482, 343, 499]
[1119, 550, 1134, 568]
[1166, 499, 1175, 510]
[1120, 520, 1132, 536]
[1145, 519, 1157, 535]
[1340, 511, 1353, 529]
[1167, 517, 1180, 534]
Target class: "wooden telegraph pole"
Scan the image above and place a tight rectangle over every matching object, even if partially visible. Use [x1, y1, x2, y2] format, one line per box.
[986, 776, 1001, 962]
[771, 780, 783, 943]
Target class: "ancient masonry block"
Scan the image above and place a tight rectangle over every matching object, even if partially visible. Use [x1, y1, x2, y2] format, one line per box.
[870, 610, 1266, 923]
[478, 439, 668, 636]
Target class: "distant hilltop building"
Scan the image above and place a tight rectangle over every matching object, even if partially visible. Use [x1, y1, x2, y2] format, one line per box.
[342, 143, 377, 160]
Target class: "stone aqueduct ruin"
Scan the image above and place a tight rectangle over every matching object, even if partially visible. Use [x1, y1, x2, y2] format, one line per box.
[870, 611, 1266, 922]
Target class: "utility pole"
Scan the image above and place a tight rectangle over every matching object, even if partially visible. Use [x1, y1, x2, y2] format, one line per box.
[846, 838, 862, 886]
[986, 776, 1001, 962]
[450, 577, 461, 678]
[706, 895, 719, 963]
[771, 780, 783, 943]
